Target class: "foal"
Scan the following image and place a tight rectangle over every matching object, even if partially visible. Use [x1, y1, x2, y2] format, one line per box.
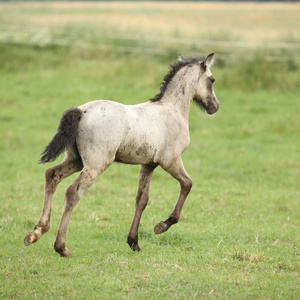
[24, 53, 219, 256]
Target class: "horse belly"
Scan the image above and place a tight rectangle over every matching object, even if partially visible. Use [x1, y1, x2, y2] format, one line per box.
[115, 141, 158, 165]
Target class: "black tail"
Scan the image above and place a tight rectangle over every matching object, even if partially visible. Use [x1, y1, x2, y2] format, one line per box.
[39, 108, 82, 164]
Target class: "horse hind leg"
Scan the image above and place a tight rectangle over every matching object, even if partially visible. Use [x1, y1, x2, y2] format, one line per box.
[53, 166, 106, 257]
[24, 156, 83, 246]
[154, 157, 192, 235]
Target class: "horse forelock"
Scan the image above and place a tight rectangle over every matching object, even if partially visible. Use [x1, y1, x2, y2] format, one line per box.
[149, 57, 202, 102]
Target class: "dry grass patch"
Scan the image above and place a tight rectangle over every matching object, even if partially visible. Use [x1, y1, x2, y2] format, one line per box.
[1, 2, 300, 42]
[232, 246, 266, 263]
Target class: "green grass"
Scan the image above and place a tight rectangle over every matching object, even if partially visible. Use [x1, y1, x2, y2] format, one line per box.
[0, 43, 299, 299]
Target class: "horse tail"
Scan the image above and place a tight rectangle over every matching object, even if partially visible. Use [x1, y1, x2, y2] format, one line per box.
[39, 108, 82, 164]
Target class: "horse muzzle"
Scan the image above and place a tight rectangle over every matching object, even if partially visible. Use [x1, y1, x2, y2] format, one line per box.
[206, 96, 219, 115]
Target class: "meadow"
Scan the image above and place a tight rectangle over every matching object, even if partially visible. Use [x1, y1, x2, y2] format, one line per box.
[0, 2, 300, 299]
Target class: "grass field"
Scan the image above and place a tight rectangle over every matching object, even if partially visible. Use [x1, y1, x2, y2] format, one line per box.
[1, 2, 300, 299]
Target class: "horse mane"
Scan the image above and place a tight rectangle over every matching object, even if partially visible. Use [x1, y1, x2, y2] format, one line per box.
[149, 56, 202, 102]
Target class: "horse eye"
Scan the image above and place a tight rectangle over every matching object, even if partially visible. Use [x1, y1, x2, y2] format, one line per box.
[211, 78, 215, 83]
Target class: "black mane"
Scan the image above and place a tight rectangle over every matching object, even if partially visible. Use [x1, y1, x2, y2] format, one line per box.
[149, 57, 202, 102]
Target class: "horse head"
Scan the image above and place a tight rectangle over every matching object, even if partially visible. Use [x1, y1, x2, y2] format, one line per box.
[179, 53, 219, 115]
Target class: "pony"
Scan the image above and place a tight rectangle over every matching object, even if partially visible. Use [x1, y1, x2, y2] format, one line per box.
[24, 53, 219, 256]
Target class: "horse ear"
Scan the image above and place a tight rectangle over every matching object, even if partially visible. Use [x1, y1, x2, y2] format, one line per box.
[205, 53, 215, 68]
[177, 54, 186, 62]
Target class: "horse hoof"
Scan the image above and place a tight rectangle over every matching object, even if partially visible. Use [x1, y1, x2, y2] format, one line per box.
[60, 249, 72, 257]
[131, 244, 141, 252]
[54, 243, 72, 257]
[56, 248, 72, 257]
[24, 232, 37, 246]
[154, 221, 168, 235]
[127, 237, 141, 252]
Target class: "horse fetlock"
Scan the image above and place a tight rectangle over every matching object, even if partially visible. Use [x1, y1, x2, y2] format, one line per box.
[167, 215, 179, 225]
[35, 223, 50, 235]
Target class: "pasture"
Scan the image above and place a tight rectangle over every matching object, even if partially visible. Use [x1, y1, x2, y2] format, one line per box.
[0, 2, 299, 299]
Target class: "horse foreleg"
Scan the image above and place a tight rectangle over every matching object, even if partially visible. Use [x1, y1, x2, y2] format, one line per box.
[127, 164, 156, 251]
[154, 157, 192, 235]
[24, 159, 82, 246]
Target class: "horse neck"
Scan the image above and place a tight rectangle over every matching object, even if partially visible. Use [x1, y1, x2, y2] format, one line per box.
[160, 66, 197, 119]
